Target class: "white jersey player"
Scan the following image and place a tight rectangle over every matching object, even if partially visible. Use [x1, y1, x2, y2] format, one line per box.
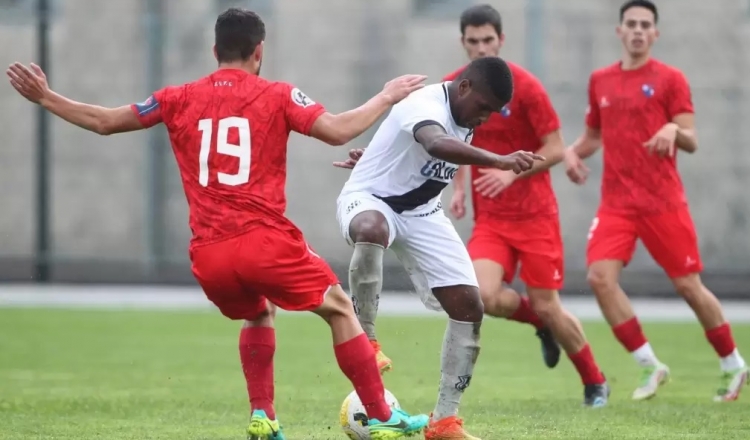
[336, 57, 544, 439]
[338, 82, 476, 310]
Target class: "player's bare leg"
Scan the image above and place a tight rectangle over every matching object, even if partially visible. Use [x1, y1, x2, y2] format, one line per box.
[474, 259, 560, 368]
[671, 273, 748, 401]
[348, 210, 392, 374]
[527, 287, 609, 407]
[313, 285, 428, 438]
[587, 260, 670, 400]
[424, 285, 483, 440]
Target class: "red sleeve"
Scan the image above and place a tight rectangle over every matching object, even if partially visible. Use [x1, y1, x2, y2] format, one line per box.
[666, 69, 694, 118]
[443, 66, 466, 82]
[522, 76, 561, 139]
[585, 74, 601, 129]
[283, 84, 326, 135]
[130, 88, 169, 128]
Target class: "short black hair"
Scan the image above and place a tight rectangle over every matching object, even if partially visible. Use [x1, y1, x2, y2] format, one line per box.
[459, 56, 513, 106]
[214, 8, 266, 63]
[619, 0, 658, 23]
[460, 4, 502, 36]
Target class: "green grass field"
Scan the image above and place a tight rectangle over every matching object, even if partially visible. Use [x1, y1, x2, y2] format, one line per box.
[0, 309, 748, 439]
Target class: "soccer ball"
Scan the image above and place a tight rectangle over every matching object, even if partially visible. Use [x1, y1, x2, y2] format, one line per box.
[339, 389, 400, 440]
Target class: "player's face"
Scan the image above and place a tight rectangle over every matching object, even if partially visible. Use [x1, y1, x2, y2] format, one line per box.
[454, 80, 503, 129]
[461, 25, 503, 60]
[617, 7, 659, 57]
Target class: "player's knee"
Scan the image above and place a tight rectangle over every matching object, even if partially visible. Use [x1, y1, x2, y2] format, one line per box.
[479, 285, 512, 316]
[242, 302, 276, 326]
[528, 290, 561, 322]
[348, 211, 390, 247]
[478, 282, 496, 302]
[587, 265, 618, 294]
[317, 285, 357, 321]
[672, 273, 704, 299]
[435, 285, 484, 322]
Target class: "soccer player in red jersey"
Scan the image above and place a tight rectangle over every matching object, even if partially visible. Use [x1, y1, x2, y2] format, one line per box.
[443, 4, 609, 407]
[7, 8, 431, 439]
[565, 0, 748, 402]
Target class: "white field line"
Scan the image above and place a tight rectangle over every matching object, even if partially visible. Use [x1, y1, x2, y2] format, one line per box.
[0, 285, 749, 322]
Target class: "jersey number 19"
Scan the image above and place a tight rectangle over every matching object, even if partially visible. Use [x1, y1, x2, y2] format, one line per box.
[197, 117, 251, 187]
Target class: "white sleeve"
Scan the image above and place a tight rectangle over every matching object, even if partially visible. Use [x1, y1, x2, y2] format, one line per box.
[391, 95, 449, 137]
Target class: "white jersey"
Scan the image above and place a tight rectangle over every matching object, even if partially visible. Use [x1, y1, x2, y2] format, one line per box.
[340, 82, 472, 216]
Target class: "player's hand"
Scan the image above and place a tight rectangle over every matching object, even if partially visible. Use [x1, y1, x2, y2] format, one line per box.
[7, 62, 50, 104]
[564, 149, 589, 185]
[449, 190, 466, 219]
[380, 74, 427, 105]
[333, 148, 365, 169]
[644, 123, 677, 157]
[474, 168, 517, 198]
[493, 151, 544, 174]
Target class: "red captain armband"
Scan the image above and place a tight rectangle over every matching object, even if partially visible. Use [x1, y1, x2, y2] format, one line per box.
[131, 94, 163, 128]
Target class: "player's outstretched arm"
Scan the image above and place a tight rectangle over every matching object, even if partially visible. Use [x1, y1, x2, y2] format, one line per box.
[40, 97, 140, 136]
[7, 62, 144, 135]
[414, 124, 544, 174]
[309, 74, 426, 146]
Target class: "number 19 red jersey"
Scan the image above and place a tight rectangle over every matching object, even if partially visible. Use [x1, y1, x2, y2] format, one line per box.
[130, 69, 325, 246]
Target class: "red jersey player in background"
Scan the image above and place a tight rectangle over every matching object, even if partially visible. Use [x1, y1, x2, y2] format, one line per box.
[565, 0, 748, 402]
[7, 8, 431, 439]
[442, 4, 609, 407]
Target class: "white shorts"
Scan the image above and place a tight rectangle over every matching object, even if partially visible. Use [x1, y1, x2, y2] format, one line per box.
[336, 191, 478, 311]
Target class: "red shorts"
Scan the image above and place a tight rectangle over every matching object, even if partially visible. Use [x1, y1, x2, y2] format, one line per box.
[467, 216, 564, 289]
[586, 207, 703, 278]
[189, 223, 339, 321]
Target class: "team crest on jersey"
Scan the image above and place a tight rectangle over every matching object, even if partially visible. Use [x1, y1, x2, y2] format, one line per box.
[641, 84, 655, 98]
[500, 104, 511, 118]
[291, 88, 315, 108]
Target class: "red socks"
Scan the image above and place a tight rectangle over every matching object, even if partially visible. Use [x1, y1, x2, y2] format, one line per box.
[239, 329, 392, 422]
[568, 344, 606, 385]
[509, 296, 544, 330]
[612, 317, 649, 352]
[706, 323, 736, 358]
[334, 333, 392, 422]
[239, 326, 276, 420]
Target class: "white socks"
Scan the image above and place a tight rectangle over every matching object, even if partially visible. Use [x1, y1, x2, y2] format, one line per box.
[720, 349, 747, 372]
[632, 343, 747, 372]
[632, 342, 659, 368]
[433, 319, 481, 421]
[348, 243, 384, 340]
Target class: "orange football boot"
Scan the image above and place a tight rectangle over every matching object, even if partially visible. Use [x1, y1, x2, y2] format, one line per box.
[424, 414, 481, 440]
[370, 340, 392, 374]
